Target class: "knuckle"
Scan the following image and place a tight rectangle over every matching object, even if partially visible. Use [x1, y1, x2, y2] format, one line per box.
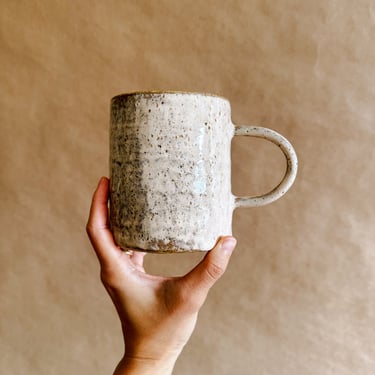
[176, 287, 204, 313]
[205, 262, 225, 282]
[176, 286, 192, 306]
[86, 222, 94, 236]
[86, 223, 98, 239]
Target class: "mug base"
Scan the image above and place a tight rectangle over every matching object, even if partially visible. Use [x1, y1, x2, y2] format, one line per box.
[118, 245, 206, 254]
[113, 230, 213, 253]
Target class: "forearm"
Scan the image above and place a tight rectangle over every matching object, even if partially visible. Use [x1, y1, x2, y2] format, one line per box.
[113, 356, 177, 375]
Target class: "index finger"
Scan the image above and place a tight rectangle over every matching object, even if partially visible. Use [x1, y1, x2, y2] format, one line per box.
[86, 177, 122, 266]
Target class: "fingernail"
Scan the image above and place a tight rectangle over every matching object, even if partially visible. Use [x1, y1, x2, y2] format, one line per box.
[221, 237, 237, 254]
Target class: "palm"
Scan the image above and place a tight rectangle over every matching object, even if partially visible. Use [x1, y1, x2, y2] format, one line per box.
[101, 251, 198, 359]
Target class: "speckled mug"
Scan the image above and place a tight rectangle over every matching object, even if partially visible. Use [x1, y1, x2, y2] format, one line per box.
[109, 91, 298, 253]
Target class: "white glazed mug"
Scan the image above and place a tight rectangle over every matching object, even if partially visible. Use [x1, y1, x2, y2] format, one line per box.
[109, 91, 298, 253]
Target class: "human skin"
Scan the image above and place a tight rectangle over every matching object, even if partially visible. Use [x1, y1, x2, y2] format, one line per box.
[86, 177, 237, 374]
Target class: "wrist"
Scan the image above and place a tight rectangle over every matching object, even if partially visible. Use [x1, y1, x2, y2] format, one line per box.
[114, 355, 178, 375]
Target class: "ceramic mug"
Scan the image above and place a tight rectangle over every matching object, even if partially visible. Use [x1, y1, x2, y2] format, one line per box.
[109, 91, 298, 253]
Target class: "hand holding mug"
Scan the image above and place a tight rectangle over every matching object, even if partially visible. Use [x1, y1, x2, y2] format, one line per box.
[86, 177, 237, 375]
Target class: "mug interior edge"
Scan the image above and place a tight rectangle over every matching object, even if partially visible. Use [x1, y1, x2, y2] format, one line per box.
[111, 90, 229, 103]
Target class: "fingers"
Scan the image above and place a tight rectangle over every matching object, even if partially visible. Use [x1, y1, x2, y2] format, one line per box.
[179, 236, 237, 309]
[86, 177, 122, 267]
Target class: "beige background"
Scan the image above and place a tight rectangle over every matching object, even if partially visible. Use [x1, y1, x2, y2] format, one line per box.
[1, 1, 374, 374]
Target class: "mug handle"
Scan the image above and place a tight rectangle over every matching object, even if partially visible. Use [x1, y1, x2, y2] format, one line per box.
[233, 125, 298, 208]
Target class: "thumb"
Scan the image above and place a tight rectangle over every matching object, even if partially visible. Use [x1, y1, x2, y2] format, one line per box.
[180, 236, 237, 309]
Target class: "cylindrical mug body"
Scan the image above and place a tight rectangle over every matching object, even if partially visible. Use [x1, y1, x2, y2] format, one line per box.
[110, 92, 235, 252]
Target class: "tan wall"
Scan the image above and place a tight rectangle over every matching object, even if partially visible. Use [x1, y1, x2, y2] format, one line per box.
[1, 1, 374, 374]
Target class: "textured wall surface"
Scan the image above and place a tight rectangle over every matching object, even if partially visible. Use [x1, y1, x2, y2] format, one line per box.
[1, 1, 374, 374]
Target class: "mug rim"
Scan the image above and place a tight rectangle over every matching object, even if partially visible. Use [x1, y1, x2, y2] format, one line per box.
[111, 90, 229, 102]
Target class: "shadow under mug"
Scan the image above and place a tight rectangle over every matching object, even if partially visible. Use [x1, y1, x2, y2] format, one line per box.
[109, 91, 298, 253]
